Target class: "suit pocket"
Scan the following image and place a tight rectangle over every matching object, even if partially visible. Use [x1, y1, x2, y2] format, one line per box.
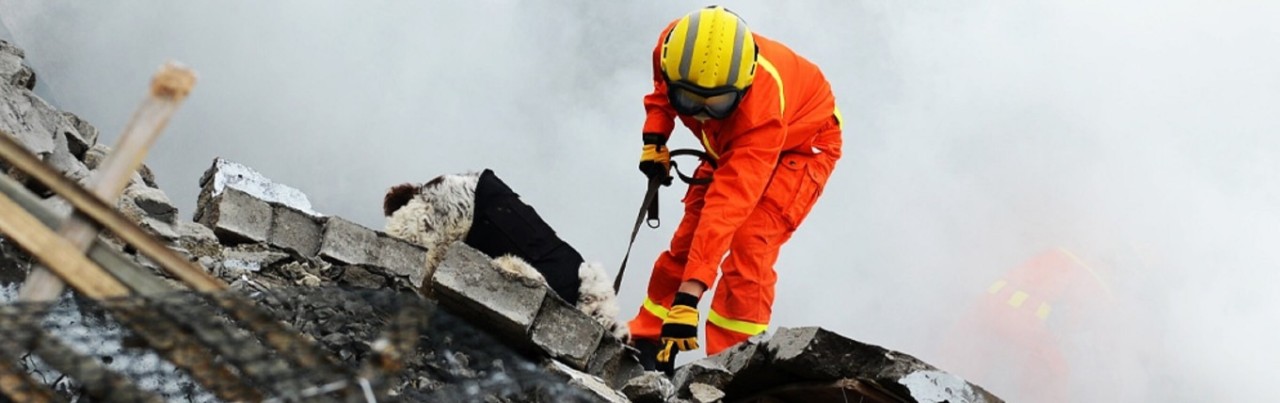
[761, 154, 824, 230]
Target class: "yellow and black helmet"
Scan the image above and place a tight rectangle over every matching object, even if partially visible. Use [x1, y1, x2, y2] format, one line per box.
[660, 6, 757, 92]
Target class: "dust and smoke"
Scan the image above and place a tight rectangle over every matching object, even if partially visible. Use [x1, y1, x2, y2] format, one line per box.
[2, 1, 1277, 400]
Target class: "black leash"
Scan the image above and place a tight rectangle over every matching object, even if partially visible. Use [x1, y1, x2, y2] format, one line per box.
[614, 149, 716, 293]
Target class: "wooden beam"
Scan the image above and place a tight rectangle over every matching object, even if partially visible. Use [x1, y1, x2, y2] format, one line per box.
[19, 61, 197, 302]
[0, 190, 131, 298]
[0, 191, 260, 401]
[0, 173, 173, 295]
[0, 152, 352, 395]
[0, 131, 225, 293]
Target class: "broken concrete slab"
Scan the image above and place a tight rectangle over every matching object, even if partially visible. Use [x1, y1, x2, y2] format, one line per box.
[432, 242, 546, 344]
[671, 360, 734, 398]
[123, 184, 178, 223]
[82, 143, 109, 170]
[707, 326, 1003, 402]
[900, 370, 998, 403]
[621, 371, 674, 403]
[0, 81, 61, 158]
[587, 338, 646, 390]
[687, 382, 726, 403]
[544, 360, 630, 403]
[317, 217, 378, 266]
[197, 157, 317, 215]
[374, 235, 427, 288]
[172, 220, 220, 258]
[268, 205, 323, 257]
[195, 186, 273, 244]
[530, 293, 605, 370]
[0, 40, 34, 90]
[767, 326, 917, 380]
[60, 111, 97, 158]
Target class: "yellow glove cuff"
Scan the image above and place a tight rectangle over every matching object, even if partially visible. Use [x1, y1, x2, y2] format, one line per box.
[665, 305, 699, 326]
[641, 144, 670, 165]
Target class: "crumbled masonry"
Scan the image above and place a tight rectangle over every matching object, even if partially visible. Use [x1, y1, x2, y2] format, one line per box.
[0, 38, 1002, 402]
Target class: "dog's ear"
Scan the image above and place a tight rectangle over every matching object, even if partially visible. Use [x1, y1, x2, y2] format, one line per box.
[383, 183, 419, 217]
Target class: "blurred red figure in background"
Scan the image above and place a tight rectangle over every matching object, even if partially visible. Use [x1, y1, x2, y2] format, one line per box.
[936, 246, 1150, 402]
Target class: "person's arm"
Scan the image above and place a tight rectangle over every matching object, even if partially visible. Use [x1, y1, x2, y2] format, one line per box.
[681, 114, 786, 289]
[642, 22, 679, 141]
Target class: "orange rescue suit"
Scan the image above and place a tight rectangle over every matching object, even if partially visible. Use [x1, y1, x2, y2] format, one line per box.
[629, 21, 843, 355]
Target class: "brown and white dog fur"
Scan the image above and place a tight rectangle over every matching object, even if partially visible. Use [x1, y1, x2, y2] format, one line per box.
[383, 171, 628, 341]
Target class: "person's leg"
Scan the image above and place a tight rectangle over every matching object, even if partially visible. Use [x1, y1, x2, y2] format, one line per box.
[628, 169, 711, 371]
[705, 152, 834, 354]
[705, 205, 789, 354]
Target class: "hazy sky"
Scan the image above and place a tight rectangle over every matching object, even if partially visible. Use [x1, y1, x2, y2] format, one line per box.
[3, 1, 1279, 400]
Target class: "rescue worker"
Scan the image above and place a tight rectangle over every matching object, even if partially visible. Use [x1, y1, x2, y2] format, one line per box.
[936, 246, 1140, 402]
[628, 6, 843, 373]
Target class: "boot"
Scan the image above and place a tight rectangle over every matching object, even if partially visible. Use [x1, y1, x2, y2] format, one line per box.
[633, 338, 676, 376]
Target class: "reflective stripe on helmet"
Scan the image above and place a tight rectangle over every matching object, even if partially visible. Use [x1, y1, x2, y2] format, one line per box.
[677, 11, 700, 80]
[661, 6, 757, 91]
[707, 309, 767, 336]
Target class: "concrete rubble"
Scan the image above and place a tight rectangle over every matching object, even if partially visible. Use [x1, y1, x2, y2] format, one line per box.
[0, 38, 1004, 402]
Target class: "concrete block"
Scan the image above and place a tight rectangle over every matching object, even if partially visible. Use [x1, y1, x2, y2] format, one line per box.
[123, 184, 177, 223]
[767, 326, 1003, 402]
[60, 111, 97, 158]
[769, 326, 925, 380]
[530, 293, 604, 369]
[707, 333, 798, 401]
[544, 360, 630, 403]
[195, 187, 272, 244]
[621, 371, 674, 403]
[586, 338, 646, 389]
[269, 205, 323, 257]
[375, 234, 427, 288]
[672, 360, 734, 398]
[317, 217, 378, 265]
[688, 383, 726, 403]
[900, 370, 1002, 403]
[432, 242, 546, 342]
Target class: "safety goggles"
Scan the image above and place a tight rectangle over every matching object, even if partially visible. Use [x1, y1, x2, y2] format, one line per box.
[667, 81, 744, 119]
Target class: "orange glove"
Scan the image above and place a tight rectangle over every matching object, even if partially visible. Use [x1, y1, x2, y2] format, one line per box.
[657, 292, 700, 363]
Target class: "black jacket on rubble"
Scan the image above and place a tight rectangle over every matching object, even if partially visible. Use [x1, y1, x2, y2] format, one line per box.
[464, 169, 584, 305]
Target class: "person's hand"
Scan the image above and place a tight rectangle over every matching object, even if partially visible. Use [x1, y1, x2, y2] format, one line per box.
[639, 134, 672, 186]
[657, 292, 700, 363]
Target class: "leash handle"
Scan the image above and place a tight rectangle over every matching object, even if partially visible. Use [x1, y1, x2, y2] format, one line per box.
[615, 176, 663, 292]
[613, 148, 718, 293]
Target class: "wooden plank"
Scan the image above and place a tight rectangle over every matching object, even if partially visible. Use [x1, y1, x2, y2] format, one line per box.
[0, 191, 131, 298]
[0, 164, 348, 395]
[0, 174, 173, 295]
[0, 132, 349, 383]
[0, 131, 226, 293]
[0, 192, 260, 401]
[20, 61, 197, 302]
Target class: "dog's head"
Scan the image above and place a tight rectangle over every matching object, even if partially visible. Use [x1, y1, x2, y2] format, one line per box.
[383, 171, 481, 258]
